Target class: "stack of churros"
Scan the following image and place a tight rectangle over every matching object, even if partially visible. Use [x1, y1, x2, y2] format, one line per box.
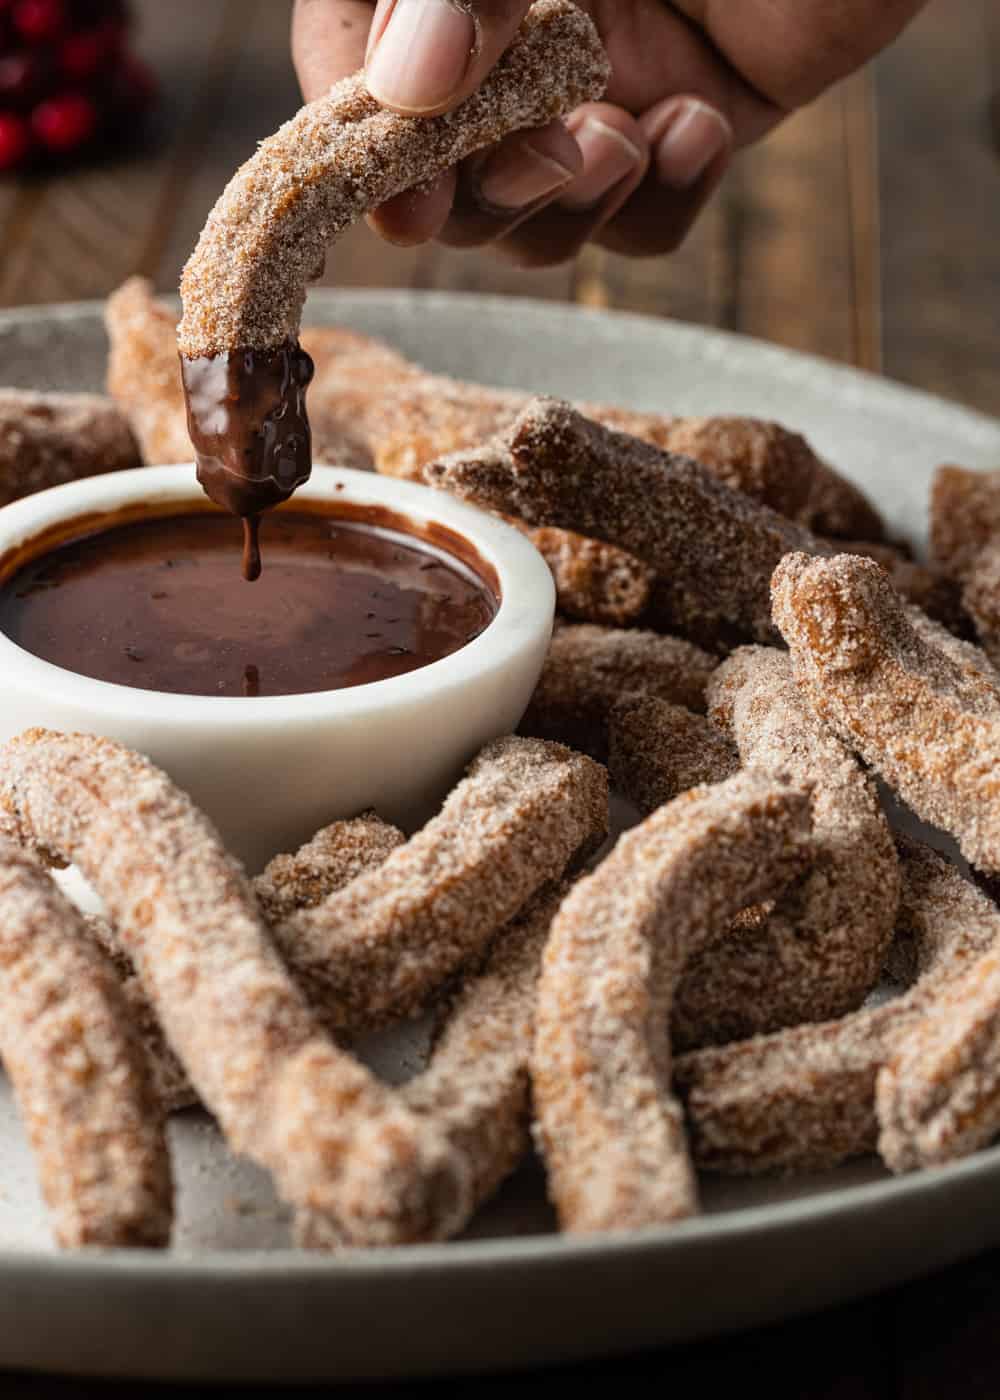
[3, 0, 1000, 1257]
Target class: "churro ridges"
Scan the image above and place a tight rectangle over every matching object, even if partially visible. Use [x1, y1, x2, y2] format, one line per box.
[519, 624, 716, 762]
[271, 736, 609, 1030]
[532, 771, 812, 1233]
[773, 551, 1000, 875]
[0, 841, 171, 1249]
[426, 397, 826, 646]
[177, 2, 608, 356]
[254, 811, 405, 927]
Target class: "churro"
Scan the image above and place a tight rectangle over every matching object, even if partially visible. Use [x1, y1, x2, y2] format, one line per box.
[270, 736, 609, 1029]
[930, 465, 1000, 661]
[178, 4, 608, 358]
[608, 695, 738, 815]
[299, 883, 562, 1248]
[773, 551, 1000, 876]
[677, 841, 1000, 1174]
[426, 397, 826, 645]
[831, 538, 969, 635]
[0, 387, 140, 508]
[0, 841, 171, 1249]
[532, 771, 812, 1233]
[519, 623, 716, 762]
[508, 523, 654, 626]
[673, 646, 899, 1048]
[0, 729, 478, 1247]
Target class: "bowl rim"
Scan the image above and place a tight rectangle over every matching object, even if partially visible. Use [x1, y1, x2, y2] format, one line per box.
[0, 463, 556, 724]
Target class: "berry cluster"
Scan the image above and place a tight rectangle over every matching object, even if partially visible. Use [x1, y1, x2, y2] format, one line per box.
[0, 0, 156, 171]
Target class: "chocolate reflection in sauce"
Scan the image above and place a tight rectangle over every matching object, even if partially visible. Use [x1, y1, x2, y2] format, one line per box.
[181, 343, 315, 581]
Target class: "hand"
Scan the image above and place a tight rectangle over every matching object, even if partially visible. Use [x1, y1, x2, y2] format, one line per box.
[291, 0, 926, 265]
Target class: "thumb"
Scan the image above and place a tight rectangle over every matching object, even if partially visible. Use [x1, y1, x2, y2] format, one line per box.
[365, 0, 536, 116]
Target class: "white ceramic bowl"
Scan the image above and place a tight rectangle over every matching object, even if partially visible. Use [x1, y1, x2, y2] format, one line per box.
[0, 463, 555, 872]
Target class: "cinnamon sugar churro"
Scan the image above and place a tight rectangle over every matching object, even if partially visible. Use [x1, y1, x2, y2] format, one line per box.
[608, 696, 738, 815]
[510, 523, 654, 627]
[271, 736, 608, 1029]
[91, 811, 407, 1114]
[179, 3, 607, 358]
[426, 397, 827, 645]
[930, 465, 1000, 661]
[0, 388, 141, 507]
[0, 841, 171, 1249]
[519, 624, 717, 761]
[0, 730, 478, 1247]
[673, 646, 898, 1048]
[532, 771, 812, 1233]
[773, 552, 1000, 876]
[300, 883, 562, 1249]
[677, 841, 1000, 1175]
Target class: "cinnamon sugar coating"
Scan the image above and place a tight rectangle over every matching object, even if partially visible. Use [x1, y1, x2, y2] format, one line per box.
[929, 465, 1000, 661]
[425, 397, 826, 646]
[0, 841, 172, 1249]
[677, 841, 1000, 1174]
[831, 537, 969, 636]
[0, 387, 140, 507]
[0, 730, 478, 1247]
[271, 736, 608, 1030]
[773, 551, 1000, 875]
[509, 522, 654, 627]
[92, 812, 406, 1114]
[105, 276, 384, 468]
[532, 771, 812, 1233]
[299, 883, 562, 1248]
[959, 541, 1000, 667]
[608, 695, 738, 815]
[519, 624, 716, 762]
[674, 646, 898, 1049]
[177, 3, 608, 356]
[800, 458, 886, 543]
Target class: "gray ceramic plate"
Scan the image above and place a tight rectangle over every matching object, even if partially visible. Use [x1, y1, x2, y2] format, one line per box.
[1, 291, 1000, 1384]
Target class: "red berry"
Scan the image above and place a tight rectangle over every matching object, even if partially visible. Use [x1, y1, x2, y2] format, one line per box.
[0, 109, 31, 168]
[60, 28, 110, 80]
[32, 90, 96, 152]
[0, 51, 47, 107]
[13, 0, 67, 44]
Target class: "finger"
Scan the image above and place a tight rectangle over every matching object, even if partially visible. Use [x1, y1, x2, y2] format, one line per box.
[436, 119, 582, 250]
[593, 97, 734, 259]
[488, 105, 651, 268]
[292, 0, 374, 103]
[367, 170, 457, 245]
[365, 0, 535, 116]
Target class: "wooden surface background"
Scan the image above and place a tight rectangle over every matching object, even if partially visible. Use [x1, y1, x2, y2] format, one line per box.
[0, 0, 999, 1393]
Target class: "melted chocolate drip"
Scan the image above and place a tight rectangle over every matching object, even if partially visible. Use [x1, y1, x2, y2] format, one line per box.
[180, 342, 315, 579]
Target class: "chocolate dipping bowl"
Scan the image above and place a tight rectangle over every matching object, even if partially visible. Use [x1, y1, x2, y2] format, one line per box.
[0, 464, 555, 872]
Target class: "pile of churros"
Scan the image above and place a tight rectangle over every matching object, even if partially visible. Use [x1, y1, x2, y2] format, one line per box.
[3, 0, 1000, 1254]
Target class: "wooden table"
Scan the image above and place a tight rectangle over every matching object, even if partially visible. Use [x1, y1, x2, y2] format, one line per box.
[0, 1, 998, 1392]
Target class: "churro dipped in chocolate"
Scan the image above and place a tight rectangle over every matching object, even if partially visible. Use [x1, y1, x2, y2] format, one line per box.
[773, 552, 1000, 876]
[519, 624, 717, 762]
[176, 1, 608, 568]
[0, 841, 172, 1249]
[0, 387, 140, 508]
[677, 841, 1000, 1175]
[532, 771, 812, 1233]
[270, 737, 608, 1030]
[426, 397, 827, 646]
[299, 883, 562, 1249]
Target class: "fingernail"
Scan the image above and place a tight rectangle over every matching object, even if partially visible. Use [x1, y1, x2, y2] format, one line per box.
[652, 99, 731, 188]
[559, 117, 644, 211]
[477, 139, 576, 213]
[366, 0, 475, 113]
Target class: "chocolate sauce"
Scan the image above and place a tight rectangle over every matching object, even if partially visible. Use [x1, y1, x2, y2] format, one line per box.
[0, 509, 498, 698]
[180, 343, 315, 579]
